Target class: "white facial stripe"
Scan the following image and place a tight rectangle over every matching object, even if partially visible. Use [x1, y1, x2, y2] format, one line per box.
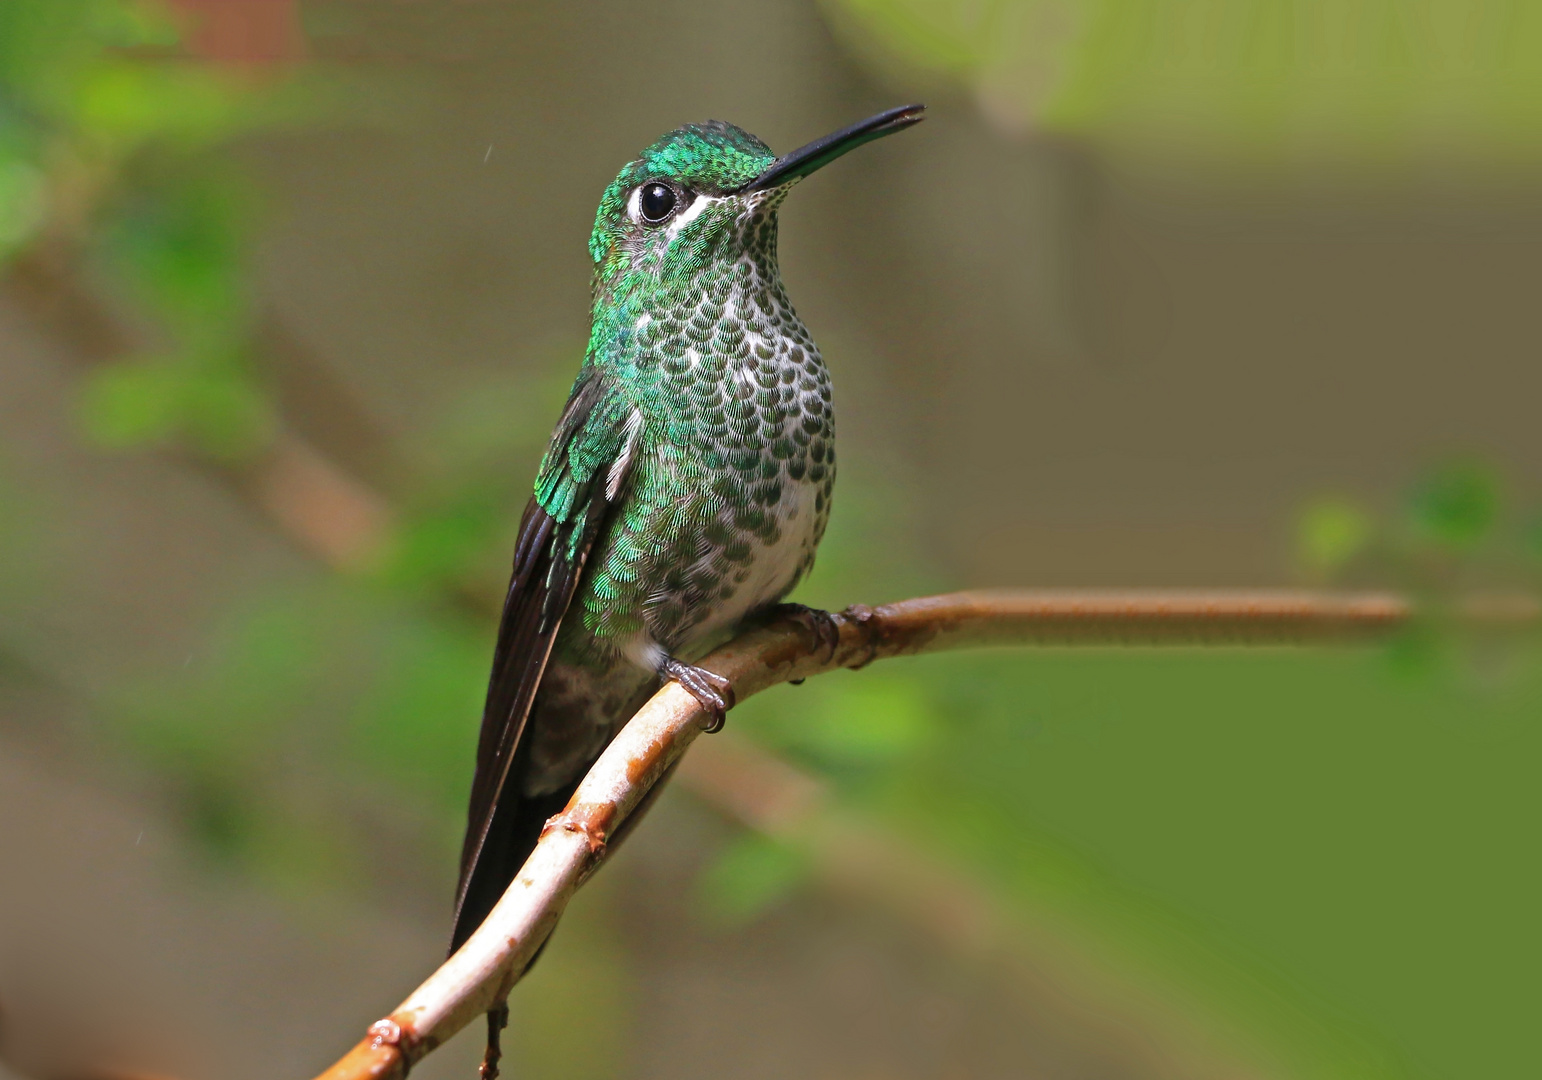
[666, 193, 718, 241]
[626, 185, 643, 224]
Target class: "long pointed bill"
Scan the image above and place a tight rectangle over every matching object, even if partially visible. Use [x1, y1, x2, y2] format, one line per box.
[737, 103, 925, 193]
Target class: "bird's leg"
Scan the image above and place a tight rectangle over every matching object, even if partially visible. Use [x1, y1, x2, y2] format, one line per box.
[480, 1001, 509, 1080]
[766, 602, 842, 662]
[660, 657, 735, 733]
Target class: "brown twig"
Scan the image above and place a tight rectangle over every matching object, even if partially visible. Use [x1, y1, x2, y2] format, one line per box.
[309, 587, 1465, 1080]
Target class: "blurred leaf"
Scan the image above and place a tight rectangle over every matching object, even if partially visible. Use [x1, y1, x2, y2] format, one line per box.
[109, 582, 420, 868]
[177, 363, 274, 458]
[749, 670, 937, 779]
[77, 358, 273, 458]
[377, 494, 509, 592]
[825, 0, 1542, 161]
[1406, 460, 1500, 551]
[1524, 513, 1542, 562]
[696, 832, 811, 926]
[413, 357, 580, 479]
[826, 0, 1009, 77]
[793, 458, 945, 607]
[1297, 496, 1374, 574]
[0, 157, 46, 254]
[348, 609, 487, 810]
[74, 60, 270, 150]
[100, 169, 255, 332]
[77, 359, 185, 446]
[1383, 620, 1448, 680]
[0, 0, 178, 114]
[175, 770, 253, 863]
[2, 0, 307, 146]
[115, 585, 339, 771]
[241, 801, 363, 900]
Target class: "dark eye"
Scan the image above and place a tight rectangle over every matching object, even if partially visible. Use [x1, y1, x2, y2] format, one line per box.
[639, 182, 678, 224]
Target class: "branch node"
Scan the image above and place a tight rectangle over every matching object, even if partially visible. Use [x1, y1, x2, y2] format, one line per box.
[367, 1019, 404, 1050]
[540, 815, 608, 855]
[839, 603, 882, 668]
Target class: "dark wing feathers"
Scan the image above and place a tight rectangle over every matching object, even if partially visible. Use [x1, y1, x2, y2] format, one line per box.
[450, 371, 636, 951]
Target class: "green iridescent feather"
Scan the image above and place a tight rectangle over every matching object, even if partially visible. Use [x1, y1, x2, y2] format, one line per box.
[549, 122, 834, 663]
[453, 106, 922, 950]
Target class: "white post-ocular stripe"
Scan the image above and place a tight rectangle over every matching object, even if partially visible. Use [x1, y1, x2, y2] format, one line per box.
[626, 186, 722, 239]
[666, 193, 718, 241]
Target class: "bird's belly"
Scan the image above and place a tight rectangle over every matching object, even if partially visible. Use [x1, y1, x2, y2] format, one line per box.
[677, 474, 823, 654]
[520, 660, 654, 797]
[523, 476, 819, 797]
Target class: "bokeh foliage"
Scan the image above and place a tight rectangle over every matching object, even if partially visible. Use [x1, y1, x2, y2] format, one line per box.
[0, 0, 317, 460]
[824, 0, 1542, 163]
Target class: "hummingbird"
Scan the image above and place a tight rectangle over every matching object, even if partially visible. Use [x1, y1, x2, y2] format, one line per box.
[452, 104, 926, 952]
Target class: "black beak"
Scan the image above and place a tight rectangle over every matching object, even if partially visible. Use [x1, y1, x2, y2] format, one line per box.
[737, 103, 925, 193]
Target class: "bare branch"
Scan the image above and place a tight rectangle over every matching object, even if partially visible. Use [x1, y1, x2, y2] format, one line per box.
[310, 587, 1487, 1080]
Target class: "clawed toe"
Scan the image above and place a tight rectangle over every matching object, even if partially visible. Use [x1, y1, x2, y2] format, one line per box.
[769, 602, 841, 661]
[661, 657, 736, 733]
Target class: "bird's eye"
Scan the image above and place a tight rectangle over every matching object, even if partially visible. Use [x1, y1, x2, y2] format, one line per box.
[639, 182, 678, 224]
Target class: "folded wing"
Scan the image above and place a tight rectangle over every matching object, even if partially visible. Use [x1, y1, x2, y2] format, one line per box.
[451, 369, 639, 951]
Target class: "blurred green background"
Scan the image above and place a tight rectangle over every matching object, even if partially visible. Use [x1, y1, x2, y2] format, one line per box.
[1, 2, 1539, 1079]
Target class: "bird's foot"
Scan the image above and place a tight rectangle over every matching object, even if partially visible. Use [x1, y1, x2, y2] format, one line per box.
[661, 657, 736, 733]
[767, 602, 842, 662]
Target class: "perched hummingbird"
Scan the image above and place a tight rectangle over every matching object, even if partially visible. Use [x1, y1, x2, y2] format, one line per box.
[452, 104, 925, 951]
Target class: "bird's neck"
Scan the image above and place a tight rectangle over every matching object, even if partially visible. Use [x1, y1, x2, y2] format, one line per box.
[588, 245, 809, 378]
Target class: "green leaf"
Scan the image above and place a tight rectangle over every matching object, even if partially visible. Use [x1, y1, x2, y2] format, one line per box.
[1524, 513, 1542, 562]
[826, 0, 1542, 161]
[73, 60, 283, 150]
[77, 360, 185, 447]
[696, 832, 810, 925]
[0, 157, 46, 255]
[100, 175, 254, 331]
[348, 612, 488, 810]
[76, 359, 274, 459]
[377, 496, 507, 591]
[178, 365, 274, 460]
[750, 671, 937, 775]
[1297, 497, 1374, 573]
[1406, 461, 1500, 550]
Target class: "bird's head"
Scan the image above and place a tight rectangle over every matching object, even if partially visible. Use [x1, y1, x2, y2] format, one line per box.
[587, 105, 924, 309]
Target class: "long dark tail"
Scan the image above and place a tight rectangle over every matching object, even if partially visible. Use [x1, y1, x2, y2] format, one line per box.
[450, 781, 574, 955]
